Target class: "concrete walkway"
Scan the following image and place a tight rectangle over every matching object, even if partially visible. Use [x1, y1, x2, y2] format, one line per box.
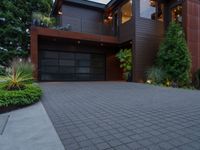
[41, 82, 200, 150]
[0, 102, 65, 150]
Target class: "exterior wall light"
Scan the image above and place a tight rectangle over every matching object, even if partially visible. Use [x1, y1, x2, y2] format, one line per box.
[147, 80, 152, 84]
[58, 11, 63, 15]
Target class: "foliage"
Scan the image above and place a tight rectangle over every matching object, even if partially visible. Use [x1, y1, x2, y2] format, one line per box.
[156, 22, 191, 87]
[194, 69, 200, 89]
[5, 59, 34, 90]
[116, 49, 132, 80]
[32, 12, 44, 21]
[0, 83, 42, 107]
[146, 67, 166, 84]
[0, 66, 6, 76]
[32, 12, 56, 27]
[0, 0, 53, 66]
[0, 50, 28, 67]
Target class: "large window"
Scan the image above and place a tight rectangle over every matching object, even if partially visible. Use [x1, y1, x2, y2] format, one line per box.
[140, 0, 164, 21]
[121, 0, 132, 24]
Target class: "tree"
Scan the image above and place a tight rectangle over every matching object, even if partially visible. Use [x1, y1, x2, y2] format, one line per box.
[156, 22, 191, 86]
[0, 0, 53, 66]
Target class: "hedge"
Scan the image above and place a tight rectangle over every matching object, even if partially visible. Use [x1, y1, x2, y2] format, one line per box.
[0, 83, 42, 107]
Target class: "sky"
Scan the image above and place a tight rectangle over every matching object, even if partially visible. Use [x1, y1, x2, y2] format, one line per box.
[87, 0, 111, 4]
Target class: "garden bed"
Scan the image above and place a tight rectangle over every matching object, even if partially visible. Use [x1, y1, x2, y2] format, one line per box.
[0, 83, 42, 113]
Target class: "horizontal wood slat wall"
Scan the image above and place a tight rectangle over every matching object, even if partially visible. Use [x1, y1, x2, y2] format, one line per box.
[185, 0, 200, 74]
[133, 0, 164, 82]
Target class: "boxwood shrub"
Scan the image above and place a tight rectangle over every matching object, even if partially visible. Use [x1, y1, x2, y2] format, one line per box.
[0, 83, 42, 107]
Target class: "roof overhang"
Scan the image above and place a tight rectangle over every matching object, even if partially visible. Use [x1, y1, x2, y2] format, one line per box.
[51, 0, 127, 15]
[63, 0, 106, 10]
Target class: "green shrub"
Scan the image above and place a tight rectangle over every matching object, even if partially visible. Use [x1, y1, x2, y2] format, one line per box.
[194, 69, 200, 89]
[5, 59, 34, 90]
[0, 83, 42, 107]
[116, 49, 132, 80]
[146, 67, 166, 84]
[156, 22, 191, 87]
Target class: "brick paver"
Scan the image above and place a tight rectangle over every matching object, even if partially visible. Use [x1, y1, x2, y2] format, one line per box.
[41, 82, 200, 150]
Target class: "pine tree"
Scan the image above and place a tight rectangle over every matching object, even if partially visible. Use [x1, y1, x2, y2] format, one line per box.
[156, 22, 191, 86]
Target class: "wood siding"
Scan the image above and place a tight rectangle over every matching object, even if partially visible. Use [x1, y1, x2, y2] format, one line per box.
[61, 4, 113, 36]
[119, 20, 133, 43]
[133, 0, 164, 82]
[185, 0, 200, 74]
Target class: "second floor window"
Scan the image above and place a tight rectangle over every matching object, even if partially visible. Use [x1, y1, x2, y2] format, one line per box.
[140, 0, 164, 21]
[121, 0, 132, 24]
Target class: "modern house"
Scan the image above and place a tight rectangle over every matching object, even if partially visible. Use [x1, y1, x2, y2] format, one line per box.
[31, 0, 200, 82]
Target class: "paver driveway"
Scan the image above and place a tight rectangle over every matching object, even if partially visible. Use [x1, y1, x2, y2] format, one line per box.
[40, 82, 200, 150]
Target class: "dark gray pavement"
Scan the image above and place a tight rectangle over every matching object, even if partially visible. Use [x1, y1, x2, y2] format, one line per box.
[40, 82, 200, 150]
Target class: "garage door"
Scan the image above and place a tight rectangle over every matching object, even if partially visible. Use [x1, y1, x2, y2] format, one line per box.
[39, 51, 106, 81]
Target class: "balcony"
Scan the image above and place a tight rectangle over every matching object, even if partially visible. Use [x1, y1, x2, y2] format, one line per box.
[59, 16, 115, 36]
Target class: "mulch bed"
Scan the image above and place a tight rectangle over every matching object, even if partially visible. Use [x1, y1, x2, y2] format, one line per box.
[0, 103, 35, 114]
[0, 106, 22, 114]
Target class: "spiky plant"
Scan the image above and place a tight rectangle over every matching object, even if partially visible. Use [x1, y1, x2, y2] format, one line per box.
[5, 59, 34, 90]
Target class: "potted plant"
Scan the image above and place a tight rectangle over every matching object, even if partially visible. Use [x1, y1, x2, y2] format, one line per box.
[32, 12, 43, 26]
[116, 48, 132, 81]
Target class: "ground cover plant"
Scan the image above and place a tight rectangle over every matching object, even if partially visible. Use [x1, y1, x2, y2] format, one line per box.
[146, 67, 166, 85]
[0, 83, 42, 107]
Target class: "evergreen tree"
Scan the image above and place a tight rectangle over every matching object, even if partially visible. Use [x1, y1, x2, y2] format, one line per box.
[0, 0, 52, 66]
[157, 22, 191, 86]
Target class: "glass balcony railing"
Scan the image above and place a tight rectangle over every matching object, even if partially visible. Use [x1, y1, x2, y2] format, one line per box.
[59, 16, 115, 36]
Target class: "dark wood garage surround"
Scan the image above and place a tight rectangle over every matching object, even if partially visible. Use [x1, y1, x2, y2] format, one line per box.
[31, 27, 123, 82]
